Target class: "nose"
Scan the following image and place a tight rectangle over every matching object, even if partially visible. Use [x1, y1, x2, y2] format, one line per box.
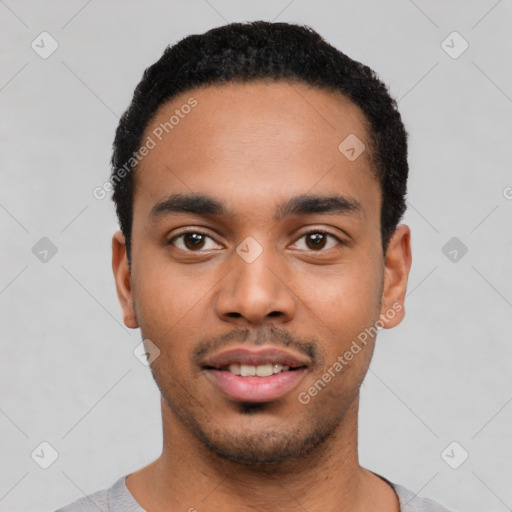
[214, 243, 296, 326]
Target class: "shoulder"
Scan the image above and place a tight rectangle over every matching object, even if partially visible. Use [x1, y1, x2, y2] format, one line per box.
[54, 475, 142, 512]
[391, 481, 453, 512]
[54, 486, 110, 512]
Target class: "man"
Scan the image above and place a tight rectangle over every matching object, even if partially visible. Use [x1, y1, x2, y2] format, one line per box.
[57, 21, 452, 512]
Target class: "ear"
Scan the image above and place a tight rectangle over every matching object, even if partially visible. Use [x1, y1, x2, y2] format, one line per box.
[112, 231, 138, 329]
[380, 225, 412, 329]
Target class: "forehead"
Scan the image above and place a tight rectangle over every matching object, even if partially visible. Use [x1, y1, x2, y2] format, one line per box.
[134, 81, 379, 219]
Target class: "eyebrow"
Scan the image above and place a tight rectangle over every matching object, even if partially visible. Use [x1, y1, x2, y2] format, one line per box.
[149, 193, 363, 221]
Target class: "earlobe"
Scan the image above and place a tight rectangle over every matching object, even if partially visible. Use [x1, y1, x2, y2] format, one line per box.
[380, 225, 412, 329]
[112, 231, 139, 329]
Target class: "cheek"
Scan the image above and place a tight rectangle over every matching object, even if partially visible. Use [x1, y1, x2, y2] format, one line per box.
[293, 261, 382, 335]
[131, 253, 215, 343]
[133, 276, 208, 381]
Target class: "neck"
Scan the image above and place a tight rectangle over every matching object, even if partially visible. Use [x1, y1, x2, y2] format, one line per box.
[126, 394, 398, 512]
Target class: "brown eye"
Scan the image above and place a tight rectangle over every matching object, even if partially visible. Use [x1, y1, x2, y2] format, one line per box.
[292, 231, 342, 252]
[169, 231, 222, 252]
[183, 233, 206, 250]
[305, 232, 328, 250]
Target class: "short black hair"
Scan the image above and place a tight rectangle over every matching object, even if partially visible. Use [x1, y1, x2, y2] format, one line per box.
[111, 21, 408, 261]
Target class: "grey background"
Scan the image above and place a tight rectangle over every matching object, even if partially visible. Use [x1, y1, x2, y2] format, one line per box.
[1, 1, 511, 511]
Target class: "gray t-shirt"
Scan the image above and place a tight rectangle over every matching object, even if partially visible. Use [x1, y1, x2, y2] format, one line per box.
[55, 474, 452, 511]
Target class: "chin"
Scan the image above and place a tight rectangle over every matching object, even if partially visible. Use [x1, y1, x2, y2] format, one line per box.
[186, 411, 340, 466]
[157, 370, 353, 467]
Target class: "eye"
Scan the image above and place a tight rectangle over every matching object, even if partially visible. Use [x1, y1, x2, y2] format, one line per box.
[168, 231, 223, 252]
[292, 230, 343, 252]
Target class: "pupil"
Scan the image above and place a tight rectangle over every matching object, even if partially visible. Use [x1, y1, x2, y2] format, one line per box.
[185, 233, 205, 250]
[307, 233, 326, 250]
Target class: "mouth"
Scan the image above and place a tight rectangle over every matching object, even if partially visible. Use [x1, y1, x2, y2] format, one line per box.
[212, 362, 300, 377]
[202, 347, 310, 403]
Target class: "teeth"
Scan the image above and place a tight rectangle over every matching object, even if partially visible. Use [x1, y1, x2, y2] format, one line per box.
[226, 363, 292, 376]
[228, 364, 240, 375]
[240, 364, 256, 377]
[256, 364, 273, 377]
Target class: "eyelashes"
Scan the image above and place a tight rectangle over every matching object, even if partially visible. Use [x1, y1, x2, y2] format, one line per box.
[291, 230, 342, 251]
[169, 231, 222, 252]
[168, 229, 345, 253]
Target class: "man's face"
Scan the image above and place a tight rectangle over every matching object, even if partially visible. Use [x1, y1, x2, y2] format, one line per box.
[113, 81, 410, 464]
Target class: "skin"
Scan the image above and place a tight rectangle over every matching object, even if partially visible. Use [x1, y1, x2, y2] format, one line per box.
[112, 81, 412, 512]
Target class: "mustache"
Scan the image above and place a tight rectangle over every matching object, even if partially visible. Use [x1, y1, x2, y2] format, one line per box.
[192, 325, 322, 367]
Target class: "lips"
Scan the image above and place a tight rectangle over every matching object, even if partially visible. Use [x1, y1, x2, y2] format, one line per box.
[202, 347, 310, 370]
[202, 347, 310, 403]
